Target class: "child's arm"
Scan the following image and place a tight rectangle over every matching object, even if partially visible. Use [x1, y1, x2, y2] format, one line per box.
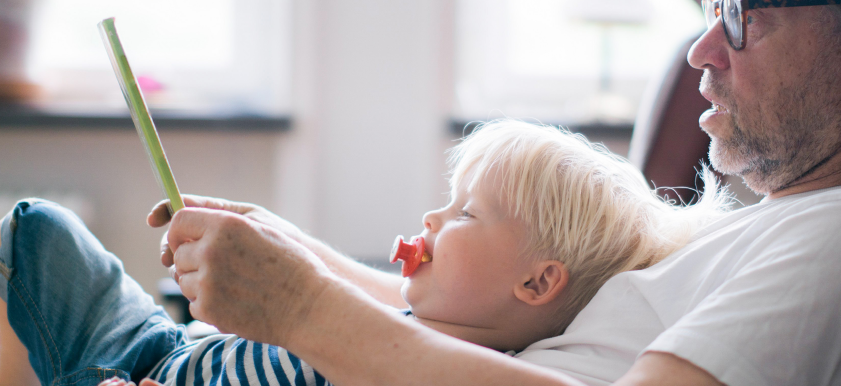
[148, 195, 407, 308]
[301, 233, 408, 308]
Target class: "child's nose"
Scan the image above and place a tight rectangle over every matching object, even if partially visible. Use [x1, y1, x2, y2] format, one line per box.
[422, 209, 442, 232]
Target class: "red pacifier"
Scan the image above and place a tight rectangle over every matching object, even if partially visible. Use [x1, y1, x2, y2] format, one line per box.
[389, 235, 432, 277]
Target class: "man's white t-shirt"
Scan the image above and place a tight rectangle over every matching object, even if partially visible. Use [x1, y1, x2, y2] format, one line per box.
[516, 187, 841, 386]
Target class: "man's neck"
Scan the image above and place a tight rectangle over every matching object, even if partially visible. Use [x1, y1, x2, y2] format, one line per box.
[768, 145, 841, 199]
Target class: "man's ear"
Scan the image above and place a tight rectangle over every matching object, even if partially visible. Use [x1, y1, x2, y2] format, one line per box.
[513, 260, 568, 306]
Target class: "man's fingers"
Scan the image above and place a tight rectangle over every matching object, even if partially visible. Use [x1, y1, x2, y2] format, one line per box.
[172, 237, 203, 276]
[166, 208, 212, 251]
[146, 199, 173, 227]
[161, 245, 174, 267]
[147, 196, 201, 227]
[148, 195, 255, 228]
[184, 195, 237, 211]
[188, 297, 210, 326]
[168, 264, 180, 284]
[178, 271, 199, 302]
[160, 231, 174, 267]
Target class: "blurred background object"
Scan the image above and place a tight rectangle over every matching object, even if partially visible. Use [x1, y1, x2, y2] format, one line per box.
[20, 0, 290, 117]
[454, 0, 705, 128]
[0, 0, 762, 323]
[566, 0, 653, 123]
[0, 0, 41, 101]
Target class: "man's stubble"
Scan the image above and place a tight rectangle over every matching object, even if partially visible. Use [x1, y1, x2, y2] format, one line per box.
[702, 35, 841, 195]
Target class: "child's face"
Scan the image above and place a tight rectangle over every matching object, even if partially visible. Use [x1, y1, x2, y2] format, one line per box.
[401, 170, 534, 328]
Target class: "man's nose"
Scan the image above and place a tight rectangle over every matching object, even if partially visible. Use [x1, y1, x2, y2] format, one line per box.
[688, 17, 731, 71]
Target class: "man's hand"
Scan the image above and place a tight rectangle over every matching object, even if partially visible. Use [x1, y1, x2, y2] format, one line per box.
[166, 207, 335, 345]
[148, 195, 306, 282]
[148, 195, 408, 308]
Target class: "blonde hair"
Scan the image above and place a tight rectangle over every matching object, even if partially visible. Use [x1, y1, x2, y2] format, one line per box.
[448, 120, 731, 334]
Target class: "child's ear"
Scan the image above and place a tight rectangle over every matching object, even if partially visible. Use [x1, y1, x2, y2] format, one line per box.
[513, 260, 568, 306]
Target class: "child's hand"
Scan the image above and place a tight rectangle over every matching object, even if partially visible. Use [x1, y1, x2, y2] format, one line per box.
[97, 377, 163, 386]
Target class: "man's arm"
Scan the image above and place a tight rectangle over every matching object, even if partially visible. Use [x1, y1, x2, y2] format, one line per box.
[286, 274, 588, 386]
[148, 195, 407, 308]
[295, 281, 719, 386]
[615, 353, 724, 386]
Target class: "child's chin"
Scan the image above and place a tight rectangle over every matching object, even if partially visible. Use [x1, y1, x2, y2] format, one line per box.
[399, 280, 415, 304]
[400, 281, 429, 310]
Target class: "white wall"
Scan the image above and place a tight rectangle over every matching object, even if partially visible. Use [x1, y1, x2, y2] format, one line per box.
[277, 0, 456, 263]
[0, 0, 458, 303]
[0, 0, 635, 310]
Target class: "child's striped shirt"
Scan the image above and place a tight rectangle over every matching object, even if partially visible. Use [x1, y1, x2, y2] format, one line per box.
[147, 310, 415, 386]
[146, 334, 330, 386]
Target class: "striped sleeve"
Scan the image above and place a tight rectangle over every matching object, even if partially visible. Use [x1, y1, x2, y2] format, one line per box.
[148, 335, 331, 386]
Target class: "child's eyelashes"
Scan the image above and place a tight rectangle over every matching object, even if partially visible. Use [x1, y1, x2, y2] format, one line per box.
[457, 210, 472, 219]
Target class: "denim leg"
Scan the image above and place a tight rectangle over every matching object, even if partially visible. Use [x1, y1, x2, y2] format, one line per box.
[0, 199, 188, 386]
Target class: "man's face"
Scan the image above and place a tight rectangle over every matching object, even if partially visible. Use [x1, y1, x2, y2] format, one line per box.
[688, 6, 841, 195]
[400, 169, 534, 329]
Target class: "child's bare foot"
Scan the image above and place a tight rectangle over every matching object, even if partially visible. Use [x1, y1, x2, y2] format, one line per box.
[97, 376, 133, 386]
[96, 377, 163, 386]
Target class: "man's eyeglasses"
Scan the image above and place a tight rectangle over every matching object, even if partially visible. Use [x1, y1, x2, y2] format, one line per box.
[702, 0, 841, 51]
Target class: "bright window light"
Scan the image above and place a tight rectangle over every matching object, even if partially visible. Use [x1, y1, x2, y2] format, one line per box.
[455, 0, 705, 125]
[26, 0, 291, 116]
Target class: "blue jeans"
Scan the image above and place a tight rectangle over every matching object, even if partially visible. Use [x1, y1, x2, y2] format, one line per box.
[0, 199, 188, 386]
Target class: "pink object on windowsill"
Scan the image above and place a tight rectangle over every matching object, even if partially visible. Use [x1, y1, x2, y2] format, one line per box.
[137, 75, 164, 93]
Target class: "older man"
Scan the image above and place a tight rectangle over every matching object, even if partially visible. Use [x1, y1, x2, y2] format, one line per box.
[2, 2, 840, 386]
[153, 3, 841, 385]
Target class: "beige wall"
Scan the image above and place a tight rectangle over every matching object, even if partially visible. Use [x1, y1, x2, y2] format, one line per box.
[0, 129, 282, 300]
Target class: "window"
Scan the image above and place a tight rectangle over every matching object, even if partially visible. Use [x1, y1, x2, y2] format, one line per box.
[454, 0, 705, 126]
[24, 0, 291, 117]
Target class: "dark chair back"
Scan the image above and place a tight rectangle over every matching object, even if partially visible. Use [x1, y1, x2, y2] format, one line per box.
[628, 35, 713, 204]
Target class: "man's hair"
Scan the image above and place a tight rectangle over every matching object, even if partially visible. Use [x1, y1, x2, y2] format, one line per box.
[448, 120, 732, 334]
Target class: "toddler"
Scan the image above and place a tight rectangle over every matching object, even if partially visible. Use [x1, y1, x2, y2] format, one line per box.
[0, 120, 728, 386]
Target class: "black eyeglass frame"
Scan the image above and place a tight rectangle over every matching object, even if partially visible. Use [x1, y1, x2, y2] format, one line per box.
[703, 0, 841, 51]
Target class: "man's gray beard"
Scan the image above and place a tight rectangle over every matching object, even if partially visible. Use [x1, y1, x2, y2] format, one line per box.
[703, 47, 841, 195]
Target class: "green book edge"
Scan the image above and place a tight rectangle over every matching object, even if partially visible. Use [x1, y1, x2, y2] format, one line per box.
[98, 17, 185, 214]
